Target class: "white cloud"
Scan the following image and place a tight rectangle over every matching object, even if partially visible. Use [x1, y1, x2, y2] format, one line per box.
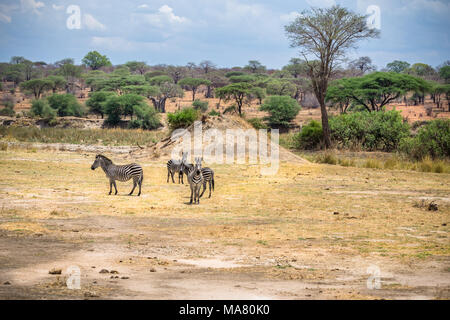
[83, 14, 106, 31]
[52, 4, 64, 11]
[0, 12, 11, 23]
[280, 11, 301, 23]
[138, 4, 149, 9]
[20, 0, 45, 15]
[306, 0, 336, 7]
[142, 5, 189, 28]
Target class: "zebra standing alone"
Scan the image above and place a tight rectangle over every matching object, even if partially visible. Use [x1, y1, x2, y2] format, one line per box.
[91, 154, 143, 196]
[167, 152, 187, 184]
[186, 157, 204, 204]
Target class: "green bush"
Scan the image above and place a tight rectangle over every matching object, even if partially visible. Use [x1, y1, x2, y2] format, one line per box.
[247, 117, 268, 130]
[260, 95, 301, 128]
[128, 104, 161, 130]
[30, 99, 56, 119]
[86, 91, 116, 118]
[167, 107, 199, 130]
[329, 110, 409, 152]
[294, 120, 323, 150]
[208, 110, 220, 117]
[0, 107, 15, 116]
[192, 99, 209, 112]
[400, 119, 450, 160]
[47, 94, 85, 117]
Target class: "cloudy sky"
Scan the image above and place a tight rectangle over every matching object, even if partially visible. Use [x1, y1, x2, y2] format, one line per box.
[0, 0, 449, 69]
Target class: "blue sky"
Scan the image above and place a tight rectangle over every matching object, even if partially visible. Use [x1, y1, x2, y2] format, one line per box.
[0, 0, 449, 69]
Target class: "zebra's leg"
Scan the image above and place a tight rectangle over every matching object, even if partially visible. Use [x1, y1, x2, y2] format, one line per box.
[129, 179, 137, 196]
[109, 181, 112, 195]
[189, 185, 193, 204]
[137, 175, 142, 196]
[199, 182, 207, 198]
[196, 186, 201, 204]
[167, 169, 170, 183]
[208, 180, 212, 198]
[171, 171, 175, 183]
[113, 181, 118, 195]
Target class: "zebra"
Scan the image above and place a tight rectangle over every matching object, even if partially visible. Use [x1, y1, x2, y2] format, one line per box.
[91, 154, 143, 196]
[199, 167, 214, 198]
[186, 157, 204, 204]
[166, 152, 187, 184]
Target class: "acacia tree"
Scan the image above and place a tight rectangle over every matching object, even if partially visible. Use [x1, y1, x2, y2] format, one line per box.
[20, 79, 53, 99]
[326, 72, 430, 112]
[82, 51, 112, 70]
[178, 77, 211, 101]
[216, 82, 252, 115]
[46, 75, 66, 93]
[285, 5, 379, 148]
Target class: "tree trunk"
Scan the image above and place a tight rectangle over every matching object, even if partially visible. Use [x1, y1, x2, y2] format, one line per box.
[319, 98, 332, 148]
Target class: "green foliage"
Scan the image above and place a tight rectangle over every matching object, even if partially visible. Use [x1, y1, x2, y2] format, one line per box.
[386, 60, 410, 73]
[178, 77, 211, 101]
[260, 95, 301, 128]
[439, 66, 450, 83]
[250, 87, 266, 104]
[192, 99, 209, 112]
[128, 105, 161, 130]
[225, 71, 245, 78]
[47, 94, 85, 117]
[216, 83, 253, 115]
[30, 99, 56, 119]
[294, 120, 323, 150]
[0, 104, 15, 116]
[167, 107, 199, 130]
[19, 79, 53, 99]
[329, 110, 410, 152]
[326, 72, 431, 112]
[46, 75, 66, 93]
[147, 75, 173, 86]
[265, 79, 297, 97]
[103, 94, 146, 125]
[247, 117, 268, 130]
[244, 60, 266, 74]
[229, 75, 256, 83]
[82, 51, 112, 70]
[144, 71, 167, 80]
[208, 110, 220, 116]
[86, 91, 117, 118]
[400, 120, 450, 160]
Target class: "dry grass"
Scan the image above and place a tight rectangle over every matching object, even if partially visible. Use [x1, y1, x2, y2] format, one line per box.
[1, 148, 448, 262]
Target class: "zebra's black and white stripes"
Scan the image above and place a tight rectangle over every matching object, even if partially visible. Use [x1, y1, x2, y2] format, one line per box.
[167, 152, 187, 184]
[199, 167, 214, 198]
[91, 154, 143, 196]
[186, 157, 204, 204]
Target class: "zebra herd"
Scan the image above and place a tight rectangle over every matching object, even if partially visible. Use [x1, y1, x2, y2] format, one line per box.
[91, 153, 214, 204]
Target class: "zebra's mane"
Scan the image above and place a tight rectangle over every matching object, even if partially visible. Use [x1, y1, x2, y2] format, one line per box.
[97, 154, 113, 165]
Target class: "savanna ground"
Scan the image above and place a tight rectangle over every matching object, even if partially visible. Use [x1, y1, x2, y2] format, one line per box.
[0, 146, 449, 299]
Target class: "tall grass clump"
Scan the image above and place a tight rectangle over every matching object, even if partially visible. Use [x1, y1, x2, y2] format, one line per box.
[167, 107, 199, 130]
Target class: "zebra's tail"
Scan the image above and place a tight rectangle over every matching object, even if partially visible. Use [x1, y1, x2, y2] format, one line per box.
[212, 176, 214, 191]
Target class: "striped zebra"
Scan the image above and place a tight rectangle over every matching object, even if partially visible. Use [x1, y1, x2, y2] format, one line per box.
[199, 167, 214, 198]
[91, 154, 143, 196]
[166, 152, 187, 184]
[181, 159, 215, 199]
[186, 157, 204, 204]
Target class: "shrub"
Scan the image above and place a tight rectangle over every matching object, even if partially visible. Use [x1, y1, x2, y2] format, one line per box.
[329, 110, 409, 152]
[294, 120, 323, 150]
[167, 107, 199, 130]
[86, 91, 116, 118]
[0, 107, 15, 116]
[315, 152, 337, 165]
[260, 95, 301, 128]
[30, 99, 56, 119]
[192, 99, 209, 112]
[208, 110, 220, 117]
[47, 94, 85, 117]
[399, 119, 449, 160]
[128, 104, 161, 130]
[247, 117, 268, 130]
